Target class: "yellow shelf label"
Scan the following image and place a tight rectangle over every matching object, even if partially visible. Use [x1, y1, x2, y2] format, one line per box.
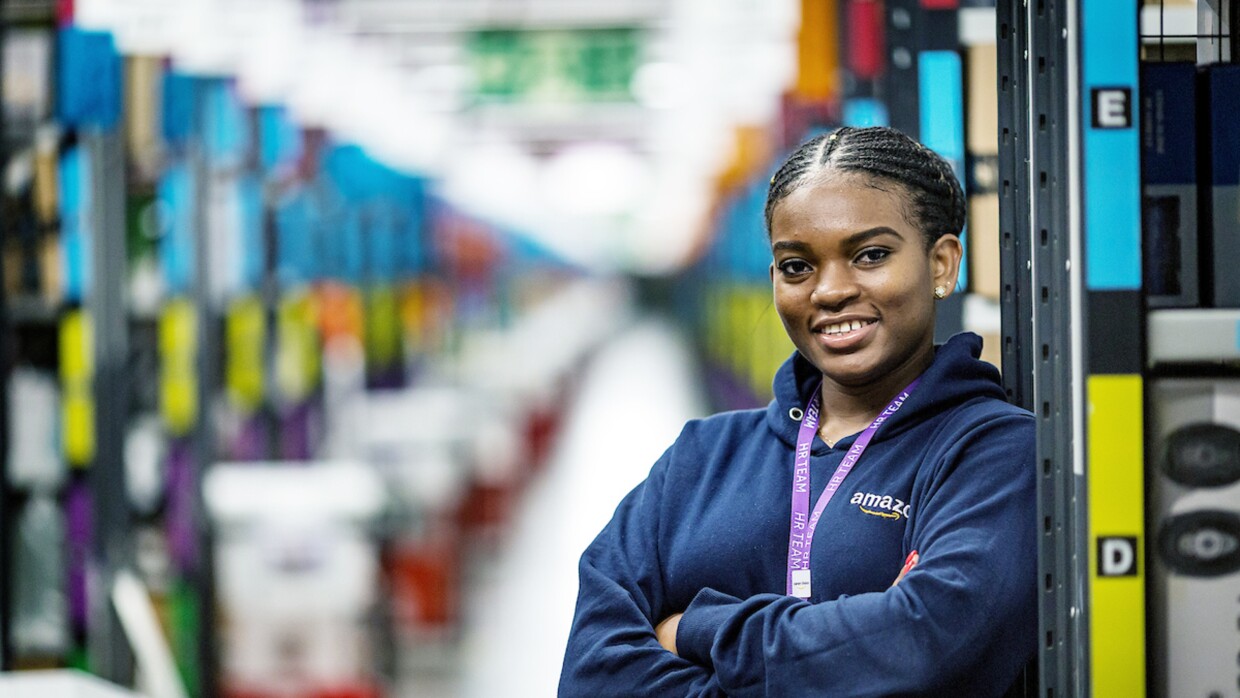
[59, 310, 94, 466]
[225, 294, 266, 413]
[1087, 374, 1146, 698]
[59, 310, 93, 382]
[365, 285, 402, 370]
[62, 389, 95, 467]
[159, 298, 199, 436]
[275, 290, 321, 403]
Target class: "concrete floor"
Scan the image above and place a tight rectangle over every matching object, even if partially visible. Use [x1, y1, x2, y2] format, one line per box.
[397, 316, 709, 697]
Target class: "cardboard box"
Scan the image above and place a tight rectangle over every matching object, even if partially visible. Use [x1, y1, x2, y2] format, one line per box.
[968, 194, 1001, 300]
[966, 44, 998, 156]
[966, 44, 999, 299]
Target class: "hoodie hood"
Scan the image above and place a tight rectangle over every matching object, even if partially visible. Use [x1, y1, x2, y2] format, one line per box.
[764, 332, 1006, 452]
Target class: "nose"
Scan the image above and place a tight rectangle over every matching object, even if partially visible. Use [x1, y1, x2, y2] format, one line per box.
[809, 263, 860, 310]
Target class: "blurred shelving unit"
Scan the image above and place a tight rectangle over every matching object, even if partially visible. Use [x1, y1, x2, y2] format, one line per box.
[2, 3, 712, 697]
[1, 0, 72, 676]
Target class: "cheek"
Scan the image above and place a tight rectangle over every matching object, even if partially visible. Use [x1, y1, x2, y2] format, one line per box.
[887, 283, 937, 331]
[772, 287, 809, 334]
[772, 284, 796, 313]
[772, 294, 795, 329]
[869, 269, 932, 320]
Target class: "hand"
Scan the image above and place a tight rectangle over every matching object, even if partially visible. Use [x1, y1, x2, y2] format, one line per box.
[655, 613, 683, 655]
[892, 550, 919, 587]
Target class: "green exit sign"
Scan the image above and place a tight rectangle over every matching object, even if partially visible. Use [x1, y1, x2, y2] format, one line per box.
[467, 27, 642, 103]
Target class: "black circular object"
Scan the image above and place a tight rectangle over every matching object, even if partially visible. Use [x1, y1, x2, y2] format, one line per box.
[1158, 510, 1240, 577]
[1164, 423, 1240, 487]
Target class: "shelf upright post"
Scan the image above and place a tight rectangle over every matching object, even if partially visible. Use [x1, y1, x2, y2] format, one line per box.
[84, 122, 134, 686]
[996, 0, 1033, 412]
[189, 78, 221, 698]
[0, 0, 11, 671]
[1032, 0, 1089, 683]
[998, 0, 1088, 691]
[996, 9, 1038, 694]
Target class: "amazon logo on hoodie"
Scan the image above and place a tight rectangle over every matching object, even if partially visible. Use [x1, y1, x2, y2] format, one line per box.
[849, 492, 912, 521]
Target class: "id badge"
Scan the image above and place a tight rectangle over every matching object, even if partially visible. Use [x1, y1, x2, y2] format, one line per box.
[791, 569, 812, 598]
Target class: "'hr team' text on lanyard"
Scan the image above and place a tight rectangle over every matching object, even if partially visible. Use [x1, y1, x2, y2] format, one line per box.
[786, 377, 921, 598]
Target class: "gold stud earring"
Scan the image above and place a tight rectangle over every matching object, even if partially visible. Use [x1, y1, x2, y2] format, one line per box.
[934, 285, 948, 299]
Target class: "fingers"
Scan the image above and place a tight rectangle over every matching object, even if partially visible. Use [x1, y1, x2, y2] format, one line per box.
[892, 550, 919, 587]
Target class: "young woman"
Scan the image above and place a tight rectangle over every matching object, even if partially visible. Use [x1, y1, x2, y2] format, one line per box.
[559, 126, 1036, 697]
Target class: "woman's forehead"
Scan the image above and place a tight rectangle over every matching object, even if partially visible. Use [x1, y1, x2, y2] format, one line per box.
[771, 173, 916, 233]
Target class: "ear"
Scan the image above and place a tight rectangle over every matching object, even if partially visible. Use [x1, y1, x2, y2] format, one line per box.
[929, 234, 963, 295]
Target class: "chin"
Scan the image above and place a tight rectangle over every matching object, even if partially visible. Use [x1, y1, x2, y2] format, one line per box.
[814, 357, 884, 387]
[823, 368, 885, 389]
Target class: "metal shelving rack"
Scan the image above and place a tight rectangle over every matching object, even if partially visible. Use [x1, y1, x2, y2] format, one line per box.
[83, 125, 135, 685]
[1001, 0, 1150, 693]
[188, 87, 221, 698]
[998, 0, 1087, 690]
[0, 15, 140, 681]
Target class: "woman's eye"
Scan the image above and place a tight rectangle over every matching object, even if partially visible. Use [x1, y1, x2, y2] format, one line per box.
[855, 247, 891, 265]
[778, 260, 812, 276]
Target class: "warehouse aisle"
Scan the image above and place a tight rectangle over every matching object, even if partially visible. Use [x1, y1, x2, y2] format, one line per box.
[455, 315, 710, 697]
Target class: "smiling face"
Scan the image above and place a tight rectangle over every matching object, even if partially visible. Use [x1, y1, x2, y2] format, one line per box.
[769, 171, 962, 392]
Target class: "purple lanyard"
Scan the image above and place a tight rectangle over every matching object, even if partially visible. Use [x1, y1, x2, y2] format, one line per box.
[785, 377, 920, 598]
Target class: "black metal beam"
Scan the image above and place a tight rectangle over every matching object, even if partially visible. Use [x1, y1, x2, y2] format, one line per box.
[85, 126, 134, 685]
[0, 0, 12, 670]
[997, 0, 1033, 411]
[1030, 0, 1088, 690]
[999, 0, 1089, 691]
[190, 79, 220, 698]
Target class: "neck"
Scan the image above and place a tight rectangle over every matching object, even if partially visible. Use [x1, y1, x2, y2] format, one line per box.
[817, 343, 933, 441]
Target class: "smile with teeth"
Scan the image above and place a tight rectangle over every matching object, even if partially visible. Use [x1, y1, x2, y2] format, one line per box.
[819, 319, 876, 336]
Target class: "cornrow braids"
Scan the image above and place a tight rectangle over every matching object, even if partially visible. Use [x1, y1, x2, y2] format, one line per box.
[763, 132, 831, 234]
[763, 126, 966, 249]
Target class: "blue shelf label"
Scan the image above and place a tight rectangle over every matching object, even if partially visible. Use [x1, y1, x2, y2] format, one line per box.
[1082, 0, 1140, 291]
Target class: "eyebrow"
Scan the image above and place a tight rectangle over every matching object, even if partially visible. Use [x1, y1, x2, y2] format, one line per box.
[843, 227, 906, 246]
[771, 240, 811, 253]
[771, 227, 906, 254]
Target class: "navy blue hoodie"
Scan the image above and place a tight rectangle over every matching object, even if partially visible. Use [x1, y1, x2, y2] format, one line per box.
[559, 333, 1036, 697]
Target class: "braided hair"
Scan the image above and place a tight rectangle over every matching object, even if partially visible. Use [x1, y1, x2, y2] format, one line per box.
[763, 126, 966, 249]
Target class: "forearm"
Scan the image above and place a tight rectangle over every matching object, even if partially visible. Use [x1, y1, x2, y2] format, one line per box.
[675, 508, 1036, 697]
[562, 568, 724, 697]
[560, 629, 724, 697]
[561, 445, 728, 698]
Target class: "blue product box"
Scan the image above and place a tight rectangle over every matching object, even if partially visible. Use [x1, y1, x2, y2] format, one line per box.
[1206, 64, 1240, 307]
[1140, 61, 1199, 308]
